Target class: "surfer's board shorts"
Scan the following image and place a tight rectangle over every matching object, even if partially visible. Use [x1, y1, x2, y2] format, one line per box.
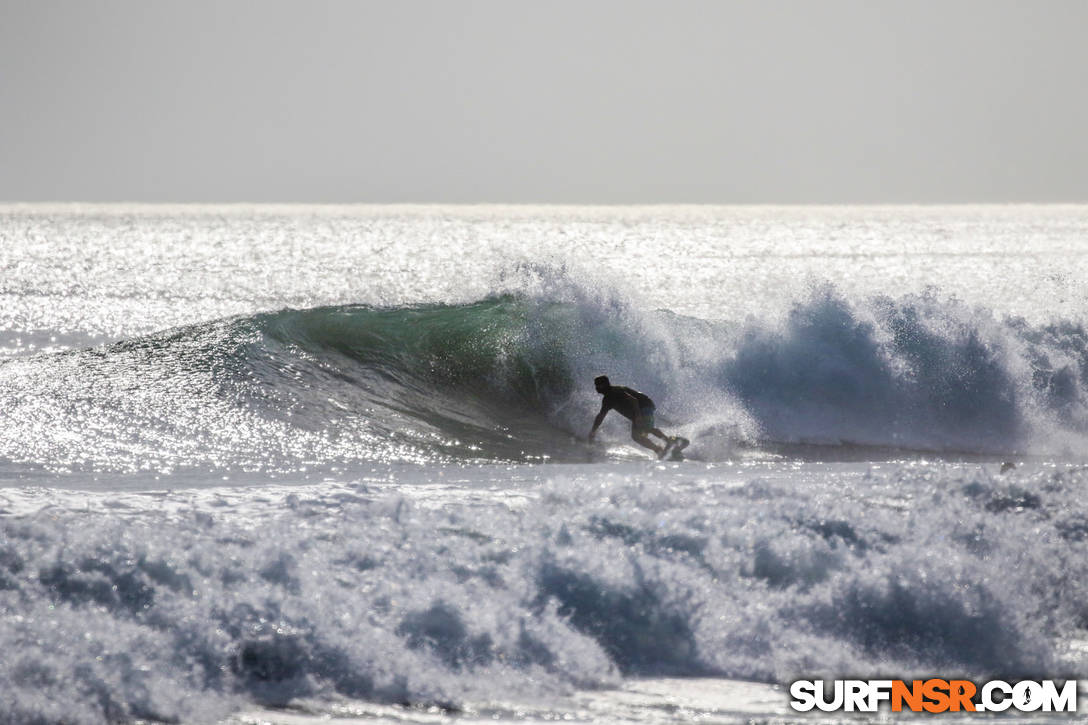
[633, 405, 656, 434]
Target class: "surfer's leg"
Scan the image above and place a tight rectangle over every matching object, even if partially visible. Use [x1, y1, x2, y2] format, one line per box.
[632, 431, 664, 455]
[649, 427, 669, 441]
[638, 410, 669, 442]
[633, 415, 666, 455]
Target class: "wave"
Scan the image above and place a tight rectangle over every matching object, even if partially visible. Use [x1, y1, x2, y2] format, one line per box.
[1, 279, 1087, 473]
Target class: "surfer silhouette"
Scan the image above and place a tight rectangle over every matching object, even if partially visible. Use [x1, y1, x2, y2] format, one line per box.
[587, 375, 684, 458]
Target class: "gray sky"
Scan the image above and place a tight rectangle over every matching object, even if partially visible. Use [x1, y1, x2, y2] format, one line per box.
[2, 1, 1086, 203]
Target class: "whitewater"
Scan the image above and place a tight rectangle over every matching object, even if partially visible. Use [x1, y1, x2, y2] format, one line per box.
[1, 204, 1087, 724]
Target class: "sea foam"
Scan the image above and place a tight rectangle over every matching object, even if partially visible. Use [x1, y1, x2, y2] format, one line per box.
[2, 461, 1086, 723]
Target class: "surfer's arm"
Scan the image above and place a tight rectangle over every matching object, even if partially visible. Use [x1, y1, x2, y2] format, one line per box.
[588, 404, 609, 441]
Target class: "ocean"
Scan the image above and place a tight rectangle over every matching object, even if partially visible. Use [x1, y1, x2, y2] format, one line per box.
[1, 204, 1087, 724]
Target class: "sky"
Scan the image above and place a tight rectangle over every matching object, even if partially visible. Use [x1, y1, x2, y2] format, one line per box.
[1, 0, 1086, 203]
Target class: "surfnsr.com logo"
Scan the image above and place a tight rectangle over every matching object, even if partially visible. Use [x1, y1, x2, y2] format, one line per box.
[790, 679, 1078, 713]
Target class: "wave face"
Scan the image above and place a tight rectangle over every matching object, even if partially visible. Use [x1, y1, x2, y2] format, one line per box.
[2, 463, 1087, 723]
[1, 282, 1087, 473]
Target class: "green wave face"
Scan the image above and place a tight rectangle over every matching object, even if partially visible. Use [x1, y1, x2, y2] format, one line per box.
[263, 296, 579, 409]
[250, 296, 603, 463]
[248, 293, 690, 460]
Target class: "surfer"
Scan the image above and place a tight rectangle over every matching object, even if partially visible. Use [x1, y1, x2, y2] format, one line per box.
[587, 375, 680, 457]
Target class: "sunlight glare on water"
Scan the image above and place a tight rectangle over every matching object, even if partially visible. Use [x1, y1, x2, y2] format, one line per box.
[2, 205, 1088, 724]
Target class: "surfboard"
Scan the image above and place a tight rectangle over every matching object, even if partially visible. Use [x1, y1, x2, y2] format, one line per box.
[659, 436, 689, 461]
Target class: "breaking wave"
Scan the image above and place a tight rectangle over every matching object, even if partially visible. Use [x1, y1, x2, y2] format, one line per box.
[2, 280, 1087, 474]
